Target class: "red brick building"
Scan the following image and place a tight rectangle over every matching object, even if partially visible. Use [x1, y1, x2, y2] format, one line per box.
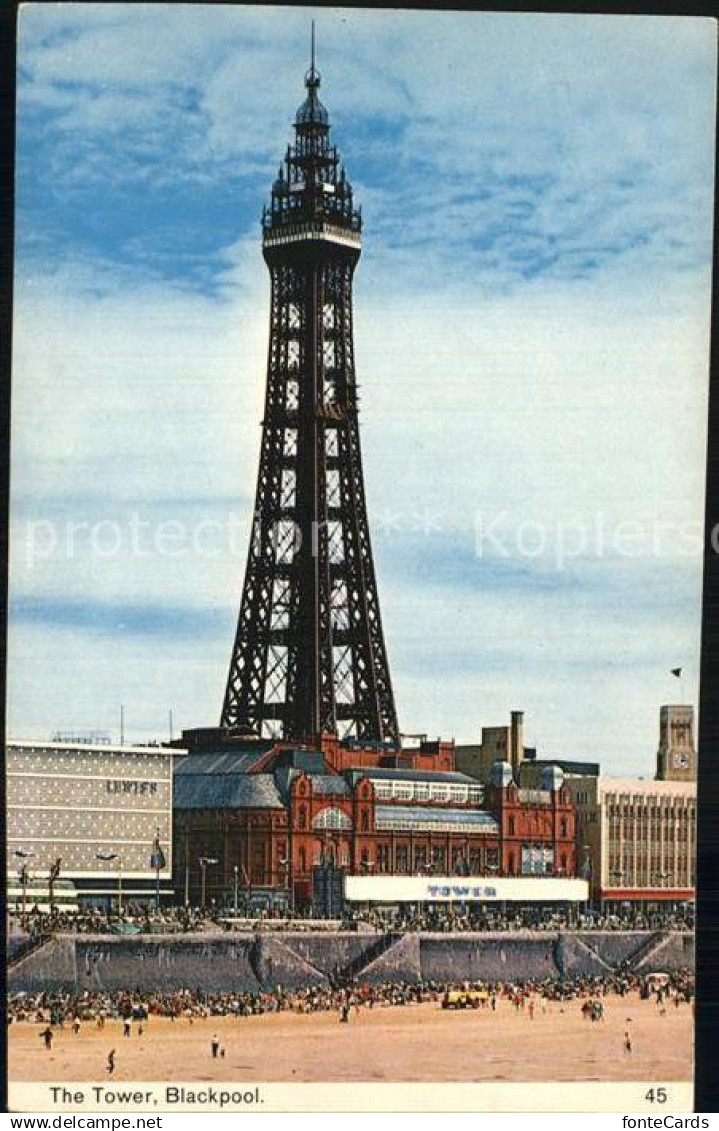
[173, 731, 577, 911]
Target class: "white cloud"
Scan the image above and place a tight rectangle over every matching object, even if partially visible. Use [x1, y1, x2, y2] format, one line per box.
[9, 5, 715, 772]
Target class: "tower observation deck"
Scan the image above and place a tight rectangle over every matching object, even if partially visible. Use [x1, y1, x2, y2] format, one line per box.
[221, 48, 400, 747]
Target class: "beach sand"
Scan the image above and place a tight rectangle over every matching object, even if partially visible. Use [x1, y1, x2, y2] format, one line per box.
[8, 992, 693, 1083]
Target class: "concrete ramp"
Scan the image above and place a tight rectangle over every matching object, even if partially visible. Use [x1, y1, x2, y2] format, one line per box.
[581, 932, 652, 968]
[555, 933, 614, 977]
[8, 937, 76, 992]
[634, 932, 693, 973]
[354, 934, 422, 985]
[250, 935, 329, 991]
[284, 933, 378, 978]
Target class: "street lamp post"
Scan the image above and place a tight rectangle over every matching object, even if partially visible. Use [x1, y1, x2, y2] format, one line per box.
[19, 865, 28, 920]
[96, 852, 122, 916]
[198, 857, 218, 910]
[582, 844, 592, 919]
[48, 858, 62, 916]
[279, 857, 292, 916]
[15, 850, 34, 922]
[233, 865, 239, 914]
[150, 831, 166, 914]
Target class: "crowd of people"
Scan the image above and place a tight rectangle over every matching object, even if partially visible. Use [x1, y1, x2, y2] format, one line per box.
[10, 901, 694, 940]
[11, 906, 357, 938]
[7, 968, 695, 1035]
[13, 905, 223, 937]
[368, 905, 695, 934]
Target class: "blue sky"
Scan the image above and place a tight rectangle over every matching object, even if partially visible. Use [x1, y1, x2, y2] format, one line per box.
[9, 5, 716, 774]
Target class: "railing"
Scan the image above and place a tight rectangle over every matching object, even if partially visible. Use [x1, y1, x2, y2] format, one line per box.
[263, 220, 361, 246]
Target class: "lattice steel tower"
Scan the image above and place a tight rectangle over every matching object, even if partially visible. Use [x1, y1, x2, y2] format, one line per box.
[221, 46, 399, 747]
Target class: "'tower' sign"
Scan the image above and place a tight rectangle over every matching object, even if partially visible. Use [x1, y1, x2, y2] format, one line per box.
[343, 875, 589, 903]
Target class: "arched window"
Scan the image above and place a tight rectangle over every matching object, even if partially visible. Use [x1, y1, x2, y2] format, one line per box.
[361, 810, 369, 832]
[312, 807, 353, 831]
[508, 816, 515, 836]
[298, 807, 307, 830]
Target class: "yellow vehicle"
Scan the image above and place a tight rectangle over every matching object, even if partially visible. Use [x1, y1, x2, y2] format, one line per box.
[442, 989, 489, 1010]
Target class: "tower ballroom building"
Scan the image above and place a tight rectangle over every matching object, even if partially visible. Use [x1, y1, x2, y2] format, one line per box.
[172, 54, 580, 914]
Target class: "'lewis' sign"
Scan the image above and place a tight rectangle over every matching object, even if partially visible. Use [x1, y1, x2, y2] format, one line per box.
[106, 780, 159, 795]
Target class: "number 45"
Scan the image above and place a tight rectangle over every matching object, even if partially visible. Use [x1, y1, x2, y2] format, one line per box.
[645, 1087, 668, 1104]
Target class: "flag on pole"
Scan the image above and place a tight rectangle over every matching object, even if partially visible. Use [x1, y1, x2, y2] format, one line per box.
[49, 858, 62, 882]
[671, 668, 682, 678]
[150, 836, 166, 871]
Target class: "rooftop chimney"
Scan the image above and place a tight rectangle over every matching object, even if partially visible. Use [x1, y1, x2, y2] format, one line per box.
[510, 711, 524, 776]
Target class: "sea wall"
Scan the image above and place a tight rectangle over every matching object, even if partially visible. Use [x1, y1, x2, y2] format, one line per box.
[8, 930, 693, 994]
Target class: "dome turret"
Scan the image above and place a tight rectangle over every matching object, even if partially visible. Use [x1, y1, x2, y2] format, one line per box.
[295, 66, 329, 127]
[540, 764, 565, 793]
[490, 760, 515, 789]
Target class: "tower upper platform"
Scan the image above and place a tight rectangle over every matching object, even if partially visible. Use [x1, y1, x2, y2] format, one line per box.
[262, 56, 361, 251]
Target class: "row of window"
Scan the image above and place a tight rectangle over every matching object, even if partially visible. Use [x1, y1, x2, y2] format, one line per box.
[607, 830, 695, 845]
[296, 806, 369, 832]
[607, 865, 694, 880]
[375, 816, 495, 835]
[573, 790, 593, 805]
[375, 845, 501, 874]
[608, 862, 693, 874]
[606, 804, 695, 818]
[371, 780, 483, 805]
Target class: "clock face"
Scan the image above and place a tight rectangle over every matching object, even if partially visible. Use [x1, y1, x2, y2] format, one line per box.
[673, 752, 690, 769]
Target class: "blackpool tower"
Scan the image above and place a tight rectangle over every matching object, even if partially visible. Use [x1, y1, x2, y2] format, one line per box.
[221, 43, 400, 747]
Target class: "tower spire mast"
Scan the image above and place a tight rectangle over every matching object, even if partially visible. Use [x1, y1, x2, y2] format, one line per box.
[222, 52, 399, 748]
